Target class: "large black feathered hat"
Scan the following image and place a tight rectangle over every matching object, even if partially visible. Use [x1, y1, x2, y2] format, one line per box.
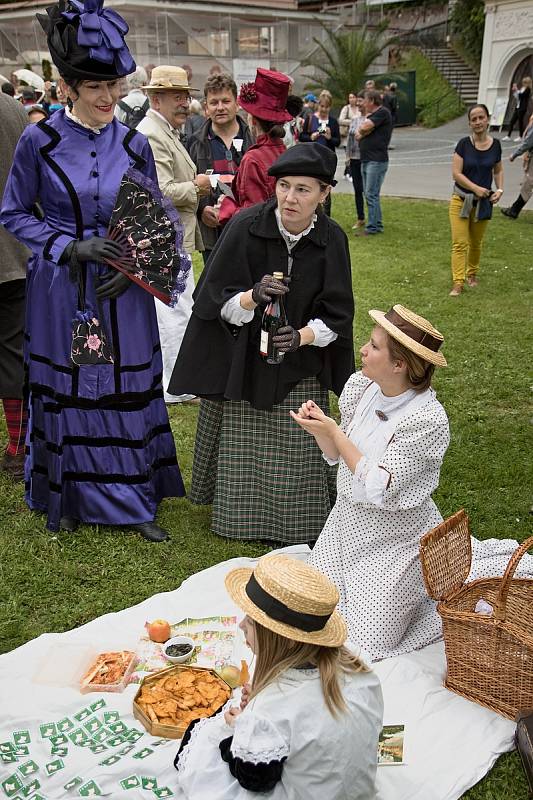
[37, 0, 135, 81]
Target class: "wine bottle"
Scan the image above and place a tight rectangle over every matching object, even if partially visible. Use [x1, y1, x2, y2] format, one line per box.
[260, 271, 288, 365]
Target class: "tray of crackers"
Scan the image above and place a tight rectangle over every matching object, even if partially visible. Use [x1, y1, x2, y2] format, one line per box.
[80, 650, 137, 694]
[133, 665, 232, 738]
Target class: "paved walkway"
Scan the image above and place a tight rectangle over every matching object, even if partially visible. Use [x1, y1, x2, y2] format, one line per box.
[333, 114, 524, 203]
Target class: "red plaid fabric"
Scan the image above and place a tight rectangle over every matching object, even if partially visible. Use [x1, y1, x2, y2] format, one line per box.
[2, 398, 28, 455]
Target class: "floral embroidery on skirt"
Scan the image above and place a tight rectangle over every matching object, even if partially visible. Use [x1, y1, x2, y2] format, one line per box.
[71, 310, 114, 365]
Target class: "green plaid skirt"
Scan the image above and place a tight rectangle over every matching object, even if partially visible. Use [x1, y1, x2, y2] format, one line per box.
[189, 378, 337, 544]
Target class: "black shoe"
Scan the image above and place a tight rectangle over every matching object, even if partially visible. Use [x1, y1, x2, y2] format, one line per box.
[501, 196, 526, 218]
[60, 516, 79, 532]
[133, 522, 170, 542]
[1, 451, 25, 481]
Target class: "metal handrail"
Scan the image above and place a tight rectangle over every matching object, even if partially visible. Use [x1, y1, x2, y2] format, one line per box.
[420, 82, 464, 124]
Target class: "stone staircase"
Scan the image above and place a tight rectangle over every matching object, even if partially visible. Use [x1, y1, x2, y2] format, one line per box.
[421, 46, 479, 106]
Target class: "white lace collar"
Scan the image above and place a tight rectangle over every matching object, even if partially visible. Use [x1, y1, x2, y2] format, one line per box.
[275, 207, 317, 245]
[65, 106, 107, 134]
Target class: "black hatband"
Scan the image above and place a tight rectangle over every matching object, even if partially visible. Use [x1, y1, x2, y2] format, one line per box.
[245, 574, 331, 632]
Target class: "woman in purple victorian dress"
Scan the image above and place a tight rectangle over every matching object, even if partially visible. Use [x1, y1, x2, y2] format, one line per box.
[0, 0, 186, 541]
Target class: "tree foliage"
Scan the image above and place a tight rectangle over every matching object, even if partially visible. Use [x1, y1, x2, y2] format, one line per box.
[450, 0, 485, 69]
[303, 23, 396, 107]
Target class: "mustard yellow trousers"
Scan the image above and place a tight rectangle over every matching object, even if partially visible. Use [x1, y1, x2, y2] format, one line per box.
[449, 194, 490, 285]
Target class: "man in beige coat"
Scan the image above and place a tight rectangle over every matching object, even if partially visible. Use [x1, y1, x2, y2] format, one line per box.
[137, 66, 211, 403]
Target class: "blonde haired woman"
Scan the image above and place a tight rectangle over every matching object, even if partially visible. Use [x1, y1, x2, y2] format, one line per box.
[175, 555, 383, 799]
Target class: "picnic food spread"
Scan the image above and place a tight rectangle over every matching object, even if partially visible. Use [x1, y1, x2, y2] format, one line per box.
[135, 667, 231, 731]
[80, 651, 136, 690]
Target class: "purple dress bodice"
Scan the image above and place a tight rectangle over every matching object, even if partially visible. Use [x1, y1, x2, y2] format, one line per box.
[0, 110, 185, 531]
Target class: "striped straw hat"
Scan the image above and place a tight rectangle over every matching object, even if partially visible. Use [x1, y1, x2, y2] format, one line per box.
[225, 554, 347, 648]
[369, 304, 447, 367]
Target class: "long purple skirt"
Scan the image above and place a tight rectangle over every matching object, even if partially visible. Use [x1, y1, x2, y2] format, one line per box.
[24, 255, 185, 532]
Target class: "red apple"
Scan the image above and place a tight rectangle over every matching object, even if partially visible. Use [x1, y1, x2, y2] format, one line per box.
[145, 619, 171, 643]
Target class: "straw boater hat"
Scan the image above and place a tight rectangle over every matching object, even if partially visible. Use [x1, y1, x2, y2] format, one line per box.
[225, 554, 347, 647]
[143, 65, 198, 92]
[369, 304, 447, 367]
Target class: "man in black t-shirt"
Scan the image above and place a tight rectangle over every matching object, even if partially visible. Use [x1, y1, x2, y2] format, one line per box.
[356, 90, 392, 234]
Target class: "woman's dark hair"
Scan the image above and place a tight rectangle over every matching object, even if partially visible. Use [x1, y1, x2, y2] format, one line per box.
[62, 76, 83, 110]
[385, 334, 435, 392]
[1, 81, 15, 96]
[467, 103, 490, 120]
[286, 94, 303, 119]
[254, 116, 286, 139]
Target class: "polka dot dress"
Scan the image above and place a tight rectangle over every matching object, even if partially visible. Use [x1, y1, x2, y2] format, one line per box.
[309, 372, 452, 660]
[310, 372, 533, 661]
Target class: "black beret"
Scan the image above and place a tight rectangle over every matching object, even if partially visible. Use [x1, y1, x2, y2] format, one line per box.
[268, 143, 337, 186]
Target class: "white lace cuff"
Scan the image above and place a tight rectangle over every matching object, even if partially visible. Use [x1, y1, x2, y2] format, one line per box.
[221, 293, 255, 326]
[353, 456, 390, 506]
[231, 712, 290, 765]
[175, 716, 212, 777]
[307, 318, 338, 347]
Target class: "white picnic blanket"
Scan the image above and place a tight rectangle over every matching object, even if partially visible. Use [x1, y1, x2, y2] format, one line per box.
[0, 546, 517, 800]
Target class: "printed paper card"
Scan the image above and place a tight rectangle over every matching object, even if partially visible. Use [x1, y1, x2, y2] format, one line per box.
[377, 724, 405, 765]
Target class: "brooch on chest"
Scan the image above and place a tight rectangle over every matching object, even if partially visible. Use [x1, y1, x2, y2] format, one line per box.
[375, 410, 389, 422]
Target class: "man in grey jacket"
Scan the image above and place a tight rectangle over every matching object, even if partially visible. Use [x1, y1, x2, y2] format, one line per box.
[0, 93, 30, 479]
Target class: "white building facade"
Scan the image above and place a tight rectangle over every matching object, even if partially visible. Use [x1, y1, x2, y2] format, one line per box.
[478, 0, 533, 118]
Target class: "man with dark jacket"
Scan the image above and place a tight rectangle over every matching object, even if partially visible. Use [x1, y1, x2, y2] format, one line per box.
[187, 73, 254, 263]
[356, 89, 392, 235]
[0, 93, 30, 479]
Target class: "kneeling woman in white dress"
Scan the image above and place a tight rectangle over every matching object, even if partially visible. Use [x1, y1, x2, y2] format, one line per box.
[175, 554, 383, 799]
[291, 305, 450, 660]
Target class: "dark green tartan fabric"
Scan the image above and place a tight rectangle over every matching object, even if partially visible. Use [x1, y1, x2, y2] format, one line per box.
[189, 378, 337, 544]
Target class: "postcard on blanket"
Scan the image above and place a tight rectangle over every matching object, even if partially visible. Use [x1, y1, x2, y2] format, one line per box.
[130, 616, 239, 682]
[377, 725, 405, 765]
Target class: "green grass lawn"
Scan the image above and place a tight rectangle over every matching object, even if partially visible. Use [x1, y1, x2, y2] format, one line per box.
[0, 195, 531, 798]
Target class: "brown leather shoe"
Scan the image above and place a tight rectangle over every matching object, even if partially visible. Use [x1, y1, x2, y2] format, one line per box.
[1, 451, 25, 480]
[466, 275, 479, 288]
[449, 283, 463, 297]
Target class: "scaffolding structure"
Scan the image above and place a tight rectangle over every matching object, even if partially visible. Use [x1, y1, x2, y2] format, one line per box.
[0, 1, 340, 90]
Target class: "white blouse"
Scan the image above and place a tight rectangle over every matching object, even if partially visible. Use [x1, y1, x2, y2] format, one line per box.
[177, 655, 383, 799]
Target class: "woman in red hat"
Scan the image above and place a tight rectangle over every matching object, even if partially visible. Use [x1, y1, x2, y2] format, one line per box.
[218, 69, 292, 225]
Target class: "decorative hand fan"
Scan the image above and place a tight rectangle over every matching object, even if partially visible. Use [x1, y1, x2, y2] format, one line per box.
[104, 168, 192, 306]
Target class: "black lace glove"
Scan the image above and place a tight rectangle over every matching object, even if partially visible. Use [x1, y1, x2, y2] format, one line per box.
[95, 271, 131, 300]
[272, 325, 301, 353]
[61, 236, 124, 266]
[251, 275, 288, 306]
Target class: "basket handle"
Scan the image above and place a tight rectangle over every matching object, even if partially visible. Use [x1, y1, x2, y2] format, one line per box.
[493, 536, 533, 622]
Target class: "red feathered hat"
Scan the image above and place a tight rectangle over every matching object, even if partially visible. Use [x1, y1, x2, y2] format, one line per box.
[238, 68, 292, 123]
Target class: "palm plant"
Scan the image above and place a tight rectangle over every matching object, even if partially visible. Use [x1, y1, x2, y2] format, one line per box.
[303, 23, 397, 107]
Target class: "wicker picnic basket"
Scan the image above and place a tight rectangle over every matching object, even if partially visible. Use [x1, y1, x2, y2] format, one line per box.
[419, 509, 533, 720]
